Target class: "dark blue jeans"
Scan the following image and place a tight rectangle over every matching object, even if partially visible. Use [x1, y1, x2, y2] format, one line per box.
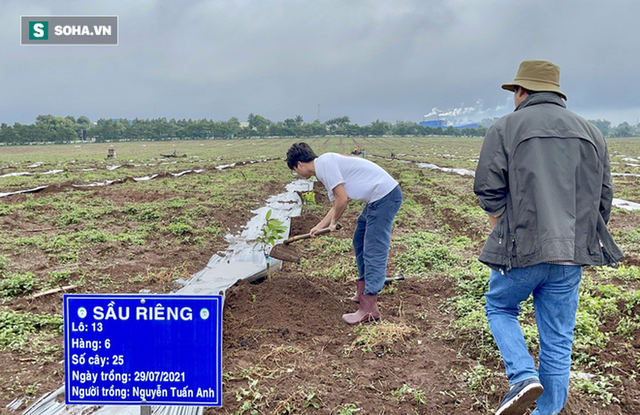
[353, 185, 402, 295]
[485, 263, 582, 414]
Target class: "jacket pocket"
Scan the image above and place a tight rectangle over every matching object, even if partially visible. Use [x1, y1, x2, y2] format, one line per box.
[480, 217, 506, 256]
[599, 239, 617, 267]
[486, 216, 505, 252]
[596, 214, 624, 267]
[479, 215, 510, 271]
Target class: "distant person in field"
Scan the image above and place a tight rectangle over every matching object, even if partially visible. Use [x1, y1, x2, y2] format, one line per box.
[286, 142, 402, 324]
[474, 59, 624, 415]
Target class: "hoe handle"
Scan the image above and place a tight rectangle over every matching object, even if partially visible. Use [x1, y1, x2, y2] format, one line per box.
[283, 223, 342, 245]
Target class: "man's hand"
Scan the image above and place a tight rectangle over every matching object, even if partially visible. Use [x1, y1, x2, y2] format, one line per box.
[309, 224, 322, 237]
[310, 221, 341, 236]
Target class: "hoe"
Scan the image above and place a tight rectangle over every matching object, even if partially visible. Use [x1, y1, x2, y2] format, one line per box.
[269, 224, 341, 263]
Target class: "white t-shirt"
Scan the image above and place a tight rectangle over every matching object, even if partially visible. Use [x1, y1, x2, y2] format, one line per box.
[314, 153, 398, 203]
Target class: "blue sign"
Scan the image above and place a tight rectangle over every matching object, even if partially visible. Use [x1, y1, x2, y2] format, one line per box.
[64, 295, 222, 406]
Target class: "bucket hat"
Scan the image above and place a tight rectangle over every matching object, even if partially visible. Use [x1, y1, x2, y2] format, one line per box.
[502, 60, 567, 100]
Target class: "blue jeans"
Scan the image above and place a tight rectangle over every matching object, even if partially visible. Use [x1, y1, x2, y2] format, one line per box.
[353, 185, 402, 295]
[485, 263, 582, 415]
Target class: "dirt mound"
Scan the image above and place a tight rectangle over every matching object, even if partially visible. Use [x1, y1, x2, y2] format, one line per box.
[219, 262, 480, 414]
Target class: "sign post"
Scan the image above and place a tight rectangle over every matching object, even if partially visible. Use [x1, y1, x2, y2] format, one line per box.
[64, 294, 222, 407]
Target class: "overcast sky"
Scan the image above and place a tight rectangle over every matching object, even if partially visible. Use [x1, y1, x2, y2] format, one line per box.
[2, 0, 639, 127]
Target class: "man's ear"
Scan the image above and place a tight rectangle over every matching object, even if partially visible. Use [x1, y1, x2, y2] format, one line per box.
[517, 88, 528, 99]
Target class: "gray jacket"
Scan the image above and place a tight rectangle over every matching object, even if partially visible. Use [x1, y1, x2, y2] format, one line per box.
[474, 92, 624, 271]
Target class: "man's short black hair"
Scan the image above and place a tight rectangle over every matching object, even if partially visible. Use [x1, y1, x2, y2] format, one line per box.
[514, 85, 536, 95]
[286, 142, 317, 170]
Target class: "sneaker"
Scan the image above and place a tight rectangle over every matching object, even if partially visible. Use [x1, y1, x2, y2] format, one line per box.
[495, 378, 544, 415]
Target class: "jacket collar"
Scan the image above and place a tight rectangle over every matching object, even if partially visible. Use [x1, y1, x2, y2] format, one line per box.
[515, 92, 567, 112]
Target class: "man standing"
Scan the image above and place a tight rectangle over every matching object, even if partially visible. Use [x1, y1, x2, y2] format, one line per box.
[473, 60, 624, 415]
[286, 142, 402, 325]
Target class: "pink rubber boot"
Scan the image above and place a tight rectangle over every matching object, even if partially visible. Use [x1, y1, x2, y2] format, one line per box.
[342, 294, 380, 325]
[350, 280, 365, 303]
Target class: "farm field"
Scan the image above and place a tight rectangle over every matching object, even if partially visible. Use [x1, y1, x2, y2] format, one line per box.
[1, 136, 639, 414]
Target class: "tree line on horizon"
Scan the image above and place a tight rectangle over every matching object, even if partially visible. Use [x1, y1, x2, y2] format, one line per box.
[0, 114, 637, 145]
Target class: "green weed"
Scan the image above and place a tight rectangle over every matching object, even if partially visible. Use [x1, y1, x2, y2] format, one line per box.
[392, 383, 427, 406]
[616, 316, 640, 341]
[619, 290, 640, 315]
[116, 230, 147, 245]
[302, 390, 322, 409]
[123, 202, 163, 222]
[167, 197, 189, 209]
[580, 291, 619, 319]
[395, 198, 425, 227]
[300, 191, 316, 206]
[233, 377, 267, 415]
[573, 310, 610, 366]
[79, 229, 111, 243]
[310, 258, 357, 282]
[0, 307, 63, 353]
[168, 222, 193, 237]
[450, 262, 490, 300]
[0, 204, 14, 216]
[616, 228, 640, 246]
[446, 263, 498, 360]
[452, 235, 473, 249]
[394, 232, 461, 275]
[614, 265, 640, 282]
[310, 236, 353, 259]
[57, 251, 79, 264]
[572, 374, 621, 406]
[204, 223, 222, 237]
[55, 207, 88, 226]
[49, 270, 73, 286]
[273, 387, 323, 413]
[336, 403, 361, 414]
[464, 364, 497, 396]
[0, 272, 37, 297]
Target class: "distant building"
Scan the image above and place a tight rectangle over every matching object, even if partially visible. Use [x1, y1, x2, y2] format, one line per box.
[450, 123, 479, 130]
[419, 120, 447, 128]
[418, 118, 479, 130]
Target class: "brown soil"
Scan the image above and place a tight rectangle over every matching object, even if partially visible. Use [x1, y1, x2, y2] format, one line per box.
[214, 208, 638, 415]
[1, 173, 639, 414]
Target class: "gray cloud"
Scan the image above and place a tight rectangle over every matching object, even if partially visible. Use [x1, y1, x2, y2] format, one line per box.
[1, 0, 639, 126]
